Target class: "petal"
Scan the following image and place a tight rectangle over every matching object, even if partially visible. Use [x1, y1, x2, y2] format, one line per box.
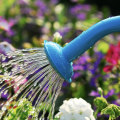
[89, 91, 99, 97]
[79, 115, 86, 120]
[72, 72, 81, 79]
[14, 75, 27, 84]
[104, 89, 115, 98]
[62, 113, 73, 120]
[55, 112, 62, 118]
[85, 117, 90, 120]
[103, 65, 113, 73]
[0, 42, 15, 55]
[73, 113, 83, 120]
[14, 85, 19, 93]
[90, 115, 95, 120]
[82, 108, 92, 117]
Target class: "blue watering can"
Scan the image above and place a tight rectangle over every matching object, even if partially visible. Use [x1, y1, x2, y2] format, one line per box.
[44, 16, 120, 82]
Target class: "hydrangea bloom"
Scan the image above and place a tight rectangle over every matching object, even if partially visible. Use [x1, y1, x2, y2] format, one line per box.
[55, 98, 95, 120]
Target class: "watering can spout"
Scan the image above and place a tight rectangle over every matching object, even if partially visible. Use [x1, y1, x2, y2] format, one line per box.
[44, 16, 120, 82]
[62, 16, 120, 63]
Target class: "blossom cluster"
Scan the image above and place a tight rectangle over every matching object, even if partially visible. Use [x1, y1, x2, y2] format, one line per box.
[55, 98, 95, 120]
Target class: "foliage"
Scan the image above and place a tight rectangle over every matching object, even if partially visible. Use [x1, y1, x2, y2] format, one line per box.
[3, 98, 37, 120]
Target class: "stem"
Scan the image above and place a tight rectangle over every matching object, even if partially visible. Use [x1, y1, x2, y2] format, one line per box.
[109, 116, 111, 120]
[94, 108, 99, 119]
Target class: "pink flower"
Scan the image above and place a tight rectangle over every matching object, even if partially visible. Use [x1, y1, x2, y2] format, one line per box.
[12, 76, 27, 93]
[103, 65, 113, 73]
[0, 17, 14, 31]
[5, 76, 27, 93]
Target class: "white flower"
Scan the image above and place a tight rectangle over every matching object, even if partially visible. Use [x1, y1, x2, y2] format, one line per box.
[55, 98, 95, 120]
[54, 4, 64, 14]
[53, 32, 62, 40]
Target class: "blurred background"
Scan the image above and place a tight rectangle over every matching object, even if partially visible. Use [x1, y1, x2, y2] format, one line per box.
[0, 0, 120, 120]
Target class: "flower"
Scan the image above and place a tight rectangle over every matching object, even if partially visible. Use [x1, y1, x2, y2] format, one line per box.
[53, 32, 62, 39]
[53, 32, 62, 44]
[103, 41, 120, 73]
[5, 75, 27, 93]
[89, 89, 115, 99]
[0, 17, 14, 31]
[0, 42, 15, 55]
[12, 76, 27, 93]
[55, 98, 95, 120]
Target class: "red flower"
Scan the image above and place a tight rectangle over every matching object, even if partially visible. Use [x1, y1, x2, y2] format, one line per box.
[103, 65, 113, 73]
[103, 41, 120, 73]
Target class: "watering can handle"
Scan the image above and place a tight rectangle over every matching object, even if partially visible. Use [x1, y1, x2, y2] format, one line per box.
[62, 16, 120, 63]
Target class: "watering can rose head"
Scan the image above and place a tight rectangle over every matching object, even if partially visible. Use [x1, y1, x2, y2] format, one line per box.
[55, 98, 95, 120]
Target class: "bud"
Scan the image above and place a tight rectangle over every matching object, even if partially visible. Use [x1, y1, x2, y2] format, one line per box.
[94, 97, 108, 110]
[98, 87, 103, 97]
[53, 32, 62, 44]
[101, 104, 120, 119]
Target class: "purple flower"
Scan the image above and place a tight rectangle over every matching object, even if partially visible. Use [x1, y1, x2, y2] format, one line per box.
[72, 52, 91, 80]
[77, 13, 86, 20]
[35, 0, 47, 11]
[0, 42, 15, 55]
[104, 89, 115, 98]
[70, 4, 91, 19]
[71, 0, 78, 2]
[70, 5, 83, 15]
[72, 72, 81, 79]
[90, 52, 104, 75]
[58, 26, 71, 37]
[90, 75, 100, 87]
[6, 29, 16, 36]
[50, 0, 59, 4]
[112, 99, 120, 106]
[89, 90, 100, 97]
[83, 5, 91, 11]
[0, 35, 11, 43]
[20, 8, 32, 14]
[89, 89, 115, 99]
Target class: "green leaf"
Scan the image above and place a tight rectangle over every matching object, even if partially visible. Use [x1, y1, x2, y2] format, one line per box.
[101, 104, 120, 119]
[0, 0, 16, 16]
[3, 98, 37, 120]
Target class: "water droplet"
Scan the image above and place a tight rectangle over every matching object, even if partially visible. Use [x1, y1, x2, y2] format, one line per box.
[34, 83, 37, 86]
[2, 106, 6, 111]
[4, 90, 8, 95]
[6, 102, 10, 106]
[2, 56, 6, 61]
